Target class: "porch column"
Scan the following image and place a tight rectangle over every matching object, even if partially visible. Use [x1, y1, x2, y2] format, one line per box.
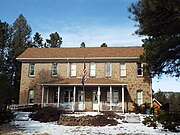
[122, 85, 125, 114]
[57, 86, 60, 108]
[97, 86, 101, 112]
[72, 86, 76, 112]
[41, 86, 44, 108]
[46, 88, 49, 104]
[110, 86, 112, 111]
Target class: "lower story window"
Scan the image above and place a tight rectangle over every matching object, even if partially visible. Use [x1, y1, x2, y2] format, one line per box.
[28, 89, 34, 103]
[136, 90, 143, 106]
[63, 90, 73, 103]
[107, 90, 119, 103]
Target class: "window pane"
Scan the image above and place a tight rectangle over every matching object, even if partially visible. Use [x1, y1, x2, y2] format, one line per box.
[120, 63, 126, 76]
[106, 63, 111, 77]
[70, 64, 76, 76]
[29, 89, 34, 103]
[113, 91, 119, 103]
[29, 64, 35, 76]
[136, 90, 143, 105]
[52, 63, 58, 76]
[137, 63, 143, 76]
[90, 63, 96, 76]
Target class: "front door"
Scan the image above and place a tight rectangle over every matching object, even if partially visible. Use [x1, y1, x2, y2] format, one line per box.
[92, 90, 98, 110]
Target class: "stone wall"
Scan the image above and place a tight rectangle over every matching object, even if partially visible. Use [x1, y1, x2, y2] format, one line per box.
[19, 61, 151, 112]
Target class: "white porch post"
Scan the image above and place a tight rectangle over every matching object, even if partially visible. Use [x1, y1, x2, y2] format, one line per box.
[41, 86, 44, 108]
[97, 86, 101, 112]
[72, 86, 76, 112]
[57, 86, 60, 108]
[122, 85, 125, 114]
[46, 88, 49, 104]
[110, 86, 112, 111]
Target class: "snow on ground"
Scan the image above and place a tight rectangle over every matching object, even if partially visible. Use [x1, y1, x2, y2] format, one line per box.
[11, 112, 179, 135]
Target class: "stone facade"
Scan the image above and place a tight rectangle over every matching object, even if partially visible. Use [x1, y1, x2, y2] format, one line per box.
[19, 61, 151, 112]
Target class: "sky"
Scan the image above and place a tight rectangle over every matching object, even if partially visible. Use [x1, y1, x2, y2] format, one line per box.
[0, 0, 179, 92]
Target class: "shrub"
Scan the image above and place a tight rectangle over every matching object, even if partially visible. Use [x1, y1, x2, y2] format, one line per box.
[142, 109, 180, 132]
[29, 106, 63, 122]
[0, 107, 14, 124]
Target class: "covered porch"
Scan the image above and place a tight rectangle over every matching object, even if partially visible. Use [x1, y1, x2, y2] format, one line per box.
[41, 78, 127, 113]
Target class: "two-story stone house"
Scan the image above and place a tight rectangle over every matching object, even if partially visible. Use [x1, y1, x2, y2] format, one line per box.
[17, 46, 152, 113]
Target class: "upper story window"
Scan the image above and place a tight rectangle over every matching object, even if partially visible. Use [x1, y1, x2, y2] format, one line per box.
[137, 63, 143, 76]
[136, 90, 143, 106]
[70, 63, 76, 77]
[105, 63, 111, 77]
[29, 63, 35, 76]
[120, 63, 126, 77]
[52, 63, 58, 76]
[90, 63, 96, 77]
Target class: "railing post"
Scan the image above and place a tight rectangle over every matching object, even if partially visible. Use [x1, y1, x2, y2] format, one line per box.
[122, 85, 125, 114]
[41, 85, 44, 108]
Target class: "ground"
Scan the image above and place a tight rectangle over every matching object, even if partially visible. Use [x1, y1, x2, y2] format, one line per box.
[0, 112, 179, 135]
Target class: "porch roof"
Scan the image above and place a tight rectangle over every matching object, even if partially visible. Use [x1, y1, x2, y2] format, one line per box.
[42, 78, 127, 86]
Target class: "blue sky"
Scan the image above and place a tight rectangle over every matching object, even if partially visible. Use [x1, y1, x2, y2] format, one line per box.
[0, 0, 179, 92]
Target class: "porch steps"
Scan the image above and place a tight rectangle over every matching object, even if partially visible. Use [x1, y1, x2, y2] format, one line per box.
[125, 113, 141, 123]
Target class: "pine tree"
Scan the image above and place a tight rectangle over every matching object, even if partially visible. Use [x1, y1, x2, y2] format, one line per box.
[80, 42, 86, 48]
[46, 32, 62, 48]
[33, 32, 43, 48]
[129, 0, 180, 77]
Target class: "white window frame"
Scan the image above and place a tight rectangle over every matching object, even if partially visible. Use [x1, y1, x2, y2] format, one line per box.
[105, 63, 111, 77]
[70, 63, 76, 77]
[29, 63, 35, 76]
[136, 90, 143, 106]
[107, 90, 119, 103]
[63, 90, 73, 103]
[90, 63, 96, 77]
[120, 63, 126, 77]
[28, 89, 34, 103]
[137, 63, 143, 76]
[52, 63, 58, 76]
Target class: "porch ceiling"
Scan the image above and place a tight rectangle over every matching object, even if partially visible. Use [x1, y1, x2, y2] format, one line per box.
[42, 78, 127, 86]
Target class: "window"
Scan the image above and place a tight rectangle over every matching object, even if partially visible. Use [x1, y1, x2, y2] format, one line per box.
[107, 90, 119, 103]
[93, 91, 98, 103]
[78, 91, 84, 102]
[63, 90, 73, 103]
[29, 63, 35, 76]
[137, 63, 143, 76]
[120, 63, 126, 76]
[70, 63, 76, 76]
[136, 90, 143, 106]
[28, 89, 34, 103]
[52, 63, 58, 76]
[105, 63, 111, 77]
[90, 63, 96, 76]
[53, 91, 58, 103]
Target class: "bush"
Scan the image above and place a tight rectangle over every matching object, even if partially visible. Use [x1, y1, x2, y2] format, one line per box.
[0, 107, 14, 124]
[29, 107, 63, 122]
[133, 102, 152, 114]
[142, 109, 180, 132]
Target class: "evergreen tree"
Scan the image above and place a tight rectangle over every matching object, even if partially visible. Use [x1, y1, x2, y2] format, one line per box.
[100, 43, 108, 47]
[80, 42, 86, 48]
[33, 32, 43, 48]
[129, 0, 180, 77]
[46, 32, 62, 48]
[0, 21, 12, 106]
[9, 14, 32, 103]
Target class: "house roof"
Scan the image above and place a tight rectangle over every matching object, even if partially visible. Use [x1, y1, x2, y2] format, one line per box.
[42, 78, 127, 86]
[17, 47, 144, 61]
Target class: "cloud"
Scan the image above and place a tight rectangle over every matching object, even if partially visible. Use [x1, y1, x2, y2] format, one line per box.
[35, 17, 143, 47]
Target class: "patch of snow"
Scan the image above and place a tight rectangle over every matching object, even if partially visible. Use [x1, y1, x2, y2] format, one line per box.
[11, 112, 180, 135]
